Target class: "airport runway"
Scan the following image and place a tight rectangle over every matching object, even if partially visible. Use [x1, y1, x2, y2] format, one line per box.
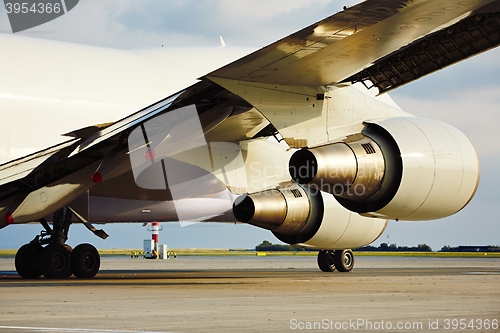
[0, 256, 499, 333]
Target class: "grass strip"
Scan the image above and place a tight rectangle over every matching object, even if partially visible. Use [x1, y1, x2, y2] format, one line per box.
[1, 249, 499, 258]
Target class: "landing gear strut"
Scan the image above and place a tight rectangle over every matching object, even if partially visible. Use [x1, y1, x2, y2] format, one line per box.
[317, 249, 354, 273]
[14, 207, 102, 279]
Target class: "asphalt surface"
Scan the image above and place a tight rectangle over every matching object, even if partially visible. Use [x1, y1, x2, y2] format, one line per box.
[0, 256, 499, 333]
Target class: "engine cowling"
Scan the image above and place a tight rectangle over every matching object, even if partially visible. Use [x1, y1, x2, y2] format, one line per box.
[233, 184, 387, 249]
[289, 117, 480, 221]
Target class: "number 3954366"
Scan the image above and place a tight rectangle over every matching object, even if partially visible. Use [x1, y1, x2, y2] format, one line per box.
[5, 2, 61, 14]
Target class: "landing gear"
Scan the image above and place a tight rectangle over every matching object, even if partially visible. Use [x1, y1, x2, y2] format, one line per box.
[317, 249, 354, 273]
[71, 243, 100, 278]
[14, 207, 104, 279]
[317, 250, 335, 272]
[15, 243, 42, 279]
[334, 249, 354, 272]
[38, 243, 72, 279]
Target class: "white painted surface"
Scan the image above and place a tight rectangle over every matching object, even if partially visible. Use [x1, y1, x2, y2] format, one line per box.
[0, 34, 253, 164]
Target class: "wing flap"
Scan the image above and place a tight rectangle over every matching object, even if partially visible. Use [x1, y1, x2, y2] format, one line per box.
[344, 6, 500, 93]
[69, 92, 182, 157]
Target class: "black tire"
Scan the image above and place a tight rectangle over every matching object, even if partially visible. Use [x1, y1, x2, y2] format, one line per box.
[71, 243, 100, 279]
[38, 243, 72, 279]
[15, 243, 42, 279]
[317, 250, 335, 272]
[334, 249, 354, 272]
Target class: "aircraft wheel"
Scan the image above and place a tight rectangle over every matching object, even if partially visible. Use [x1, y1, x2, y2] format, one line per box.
[38, 243, 72, 279]
[334, 249, 354, 272]
[15, 243, 42, 279]
[317, 249, 335, 272]
[71, 243, 100, 278]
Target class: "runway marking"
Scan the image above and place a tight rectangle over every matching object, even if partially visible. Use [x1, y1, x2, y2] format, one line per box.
[463, 271, 500, 275]
[0, 326, 177, 333]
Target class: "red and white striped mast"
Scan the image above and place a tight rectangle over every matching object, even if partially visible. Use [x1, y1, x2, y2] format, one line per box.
[151, 222, 160, 258]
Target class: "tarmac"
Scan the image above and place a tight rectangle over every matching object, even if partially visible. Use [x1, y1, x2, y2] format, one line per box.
[0, 255, 499, 333]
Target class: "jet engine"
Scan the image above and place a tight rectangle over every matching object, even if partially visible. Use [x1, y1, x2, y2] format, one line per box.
[289, 117, 480, 221]
[233, 183, 387, 249]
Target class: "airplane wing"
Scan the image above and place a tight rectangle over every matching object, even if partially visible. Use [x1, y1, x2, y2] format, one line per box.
[2, 0, 499, 225]
[0, 79, 261, 225]
[206, 0, 500, 94]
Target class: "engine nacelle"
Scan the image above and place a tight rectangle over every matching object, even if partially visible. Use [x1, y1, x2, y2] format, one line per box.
[233, 184, 387, 249]
[289, 117, 480, 221]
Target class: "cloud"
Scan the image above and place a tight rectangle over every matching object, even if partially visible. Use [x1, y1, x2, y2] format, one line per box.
[114, 0, 344, 47]
[0, 0, 361, 48]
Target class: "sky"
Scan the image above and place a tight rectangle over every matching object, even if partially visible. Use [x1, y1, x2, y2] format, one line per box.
[0, 0, 499, 251]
